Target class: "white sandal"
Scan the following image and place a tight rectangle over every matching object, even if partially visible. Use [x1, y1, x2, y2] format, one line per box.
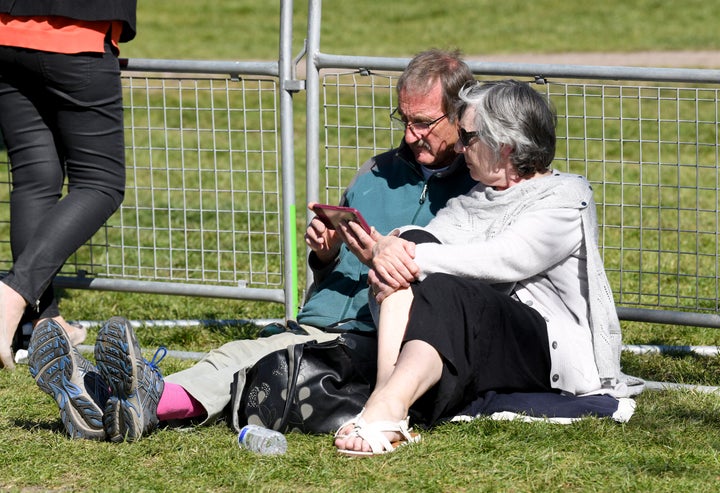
[333, 412, 363, 441]
[335, 411, 421, 456]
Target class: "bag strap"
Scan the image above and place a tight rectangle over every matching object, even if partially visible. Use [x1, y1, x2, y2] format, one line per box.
[277, 340, 308, 432]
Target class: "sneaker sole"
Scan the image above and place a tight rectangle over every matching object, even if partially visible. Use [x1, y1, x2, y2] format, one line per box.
[28, 321, 106, 440]
[102, 396, 143, 442]
[94, 317, 144, 442]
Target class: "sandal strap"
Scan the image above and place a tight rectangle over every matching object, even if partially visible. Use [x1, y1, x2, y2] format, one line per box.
[333, 408, 365, 439]
[354, 416, 416, 454]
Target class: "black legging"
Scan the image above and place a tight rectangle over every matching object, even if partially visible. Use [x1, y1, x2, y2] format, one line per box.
[0, 40, 125, 319]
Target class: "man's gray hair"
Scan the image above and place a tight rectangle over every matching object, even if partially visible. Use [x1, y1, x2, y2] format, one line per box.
[397, 49, 475, 123]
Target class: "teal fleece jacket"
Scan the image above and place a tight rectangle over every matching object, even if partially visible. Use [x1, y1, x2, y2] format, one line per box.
[296, 142, 476, 331]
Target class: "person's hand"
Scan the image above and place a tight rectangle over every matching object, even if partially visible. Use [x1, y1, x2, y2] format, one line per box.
[367, 267, 398, 303]
[305, 202, 342, 264]
[336, 219, 381, 266]
[370, 234, 419, 289]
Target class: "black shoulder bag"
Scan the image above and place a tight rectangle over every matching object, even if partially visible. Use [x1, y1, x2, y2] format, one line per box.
[230, 332, 377, 435]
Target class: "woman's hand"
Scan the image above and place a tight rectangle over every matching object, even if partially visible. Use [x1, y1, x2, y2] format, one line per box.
[370, 234, 419, 289]
[336, 219, 382, 266]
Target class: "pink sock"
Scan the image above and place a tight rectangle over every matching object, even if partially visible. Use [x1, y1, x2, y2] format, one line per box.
[157, 382, 206, 421]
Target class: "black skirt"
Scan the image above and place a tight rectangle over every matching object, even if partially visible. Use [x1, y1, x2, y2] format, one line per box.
[405, 273, 552, 425]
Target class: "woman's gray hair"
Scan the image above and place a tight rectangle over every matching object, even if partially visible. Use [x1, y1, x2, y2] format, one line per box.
[458, 79, 556, 177]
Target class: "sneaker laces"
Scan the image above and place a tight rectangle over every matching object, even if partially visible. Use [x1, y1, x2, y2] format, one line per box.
[147, 346, 167, 377]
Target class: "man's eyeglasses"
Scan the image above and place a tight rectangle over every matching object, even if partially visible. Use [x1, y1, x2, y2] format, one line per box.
[458, 127, 482, 147]
[390, 107, 448, 133]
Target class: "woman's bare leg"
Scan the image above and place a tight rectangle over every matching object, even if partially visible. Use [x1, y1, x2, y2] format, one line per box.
[375, 287, 415, 388]
[335, 339, 443, 453]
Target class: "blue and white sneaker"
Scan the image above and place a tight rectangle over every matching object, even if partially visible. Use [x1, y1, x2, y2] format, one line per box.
[94, 316, 165, 442]
[28, 319, 109, 440]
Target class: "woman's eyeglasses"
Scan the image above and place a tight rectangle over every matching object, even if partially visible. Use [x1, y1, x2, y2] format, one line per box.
[390, 107, 447, 133]
[458, 127, 481, 147]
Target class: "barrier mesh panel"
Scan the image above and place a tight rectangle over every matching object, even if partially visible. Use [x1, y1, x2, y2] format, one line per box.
[320, 71, 720, 314]
[0, 75, 283, 290]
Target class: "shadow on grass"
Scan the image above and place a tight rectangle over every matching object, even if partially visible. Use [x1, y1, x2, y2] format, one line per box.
[12, 417, 66, 435]
[622, 350, 720, 385]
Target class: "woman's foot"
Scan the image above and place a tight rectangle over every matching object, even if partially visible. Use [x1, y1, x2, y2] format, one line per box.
[334, 395, 418, 455]
[34, 316, 87, 347]
[0, 282, 28, 370]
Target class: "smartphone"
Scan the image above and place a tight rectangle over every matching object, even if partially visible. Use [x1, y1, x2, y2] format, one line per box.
[311, 204, 371, 234]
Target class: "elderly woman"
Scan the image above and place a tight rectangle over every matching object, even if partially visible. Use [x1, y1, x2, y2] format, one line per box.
[334, 79, 640, 456]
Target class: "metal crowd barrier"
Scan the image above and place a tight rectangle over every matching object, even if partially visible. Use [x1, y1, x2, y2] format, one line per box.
[304, 0, 720, 329]
[1, 0, 720, 332]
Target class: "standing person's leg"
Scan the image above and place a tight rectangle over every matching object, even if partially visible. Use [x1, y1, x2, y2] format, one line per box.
[33, 43, 125, 340]
[44, 42, 126, 327]
[0, 48, 62, 368]
[0, 43, 126, 368]
[15, 41, 126, 304]
[0, 60, 87, 354]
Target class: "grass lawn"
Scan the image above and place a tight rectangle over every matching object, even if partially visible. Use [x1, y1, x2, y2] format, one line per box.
[2, 355, 720, 492]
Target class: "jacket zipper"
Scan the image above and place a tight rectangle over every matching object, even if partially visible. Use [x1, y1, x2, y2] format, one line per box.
[419, 182, 428, 204]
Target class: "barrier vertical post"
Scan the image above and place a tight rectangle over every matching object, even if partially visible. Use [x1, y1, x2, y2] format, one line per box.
[304, 0, 322, 293]
[279, 0, 299, 319]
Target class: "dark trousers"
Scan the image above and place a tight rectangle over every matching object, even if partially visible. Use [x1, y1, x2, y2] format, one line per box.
[0, 41, 125, 318]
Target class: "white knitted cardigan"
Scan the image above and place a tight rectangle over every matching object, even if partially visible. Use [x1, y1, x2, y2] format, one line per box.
[403, 171, 643, 397]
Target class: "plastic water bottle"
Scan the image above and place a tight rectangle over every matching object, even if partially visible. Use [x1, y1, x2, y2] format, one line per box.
[238, 424, 287, 455]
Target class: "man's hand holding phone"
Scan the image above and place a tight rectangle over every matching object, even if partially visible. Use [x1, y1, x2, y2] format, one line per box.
[310, 204, 371, 234]
[305, 204, 342, 264]
[309, 203, 378, 266]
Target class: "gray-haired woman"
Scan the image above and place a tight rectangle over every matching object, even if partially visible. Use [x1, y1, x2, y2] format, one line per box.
[334, 79, 642, 456]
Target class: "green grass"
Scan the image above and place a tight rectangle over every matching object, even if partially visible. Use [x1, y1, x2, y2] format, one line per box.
[2, 352, 720, 492]
[124, 0, 720, 60]
[2, 0, 720, 491]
